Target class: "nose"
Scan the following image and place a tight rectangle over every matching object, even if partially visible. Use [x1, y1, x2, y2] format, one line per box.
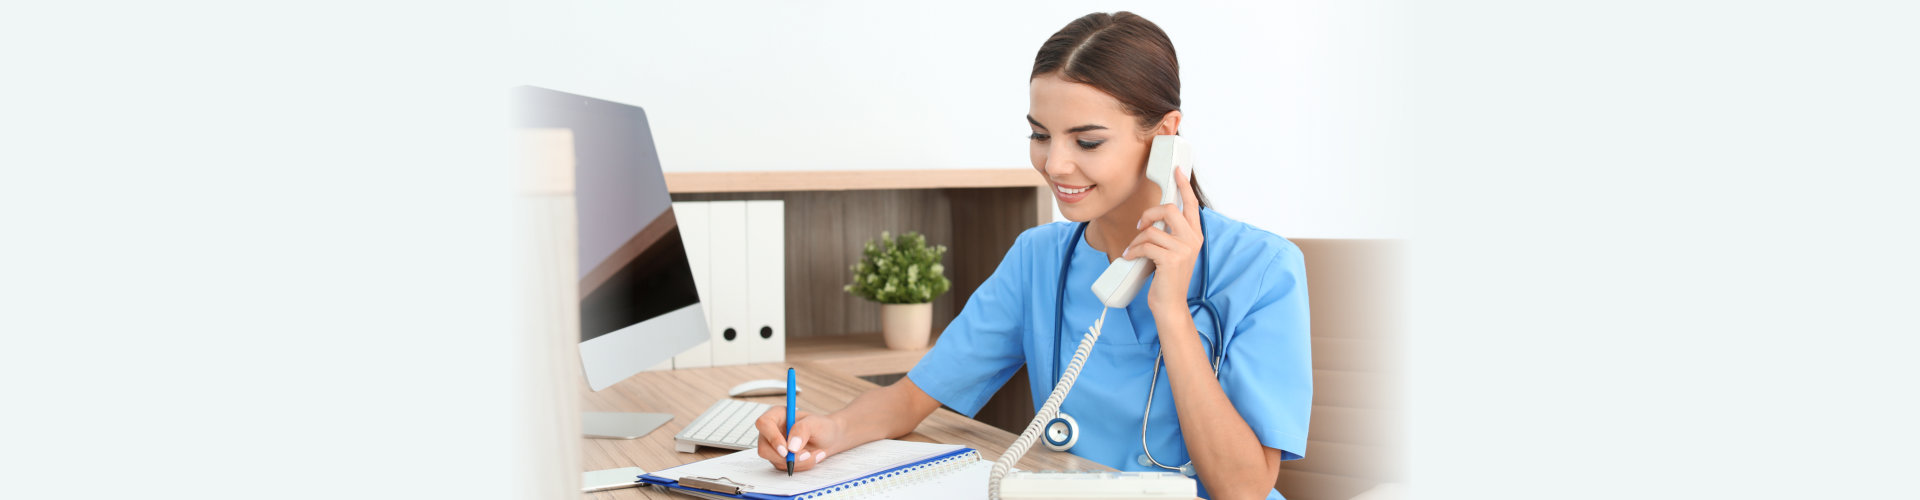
[1041, 145, 1076, 178]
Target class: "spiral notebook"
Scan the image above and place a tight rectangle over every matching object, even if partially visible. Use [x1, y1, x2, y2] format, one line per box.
[637, 439, 990, 500]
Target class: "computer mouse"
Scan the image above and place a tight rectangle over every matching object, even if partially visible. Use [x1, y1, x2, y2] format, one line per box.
[729, 379, 797, 398]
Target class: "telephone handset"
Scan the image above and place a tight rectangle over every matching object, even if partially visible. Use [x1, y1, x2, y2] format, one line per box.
[988, 135, 1202, 499]
[1089, 135, 1193, 308]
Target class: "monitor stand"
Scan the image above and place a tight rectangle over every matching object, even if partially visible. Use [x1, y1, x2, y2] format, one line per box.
[583, 412, 673, 439]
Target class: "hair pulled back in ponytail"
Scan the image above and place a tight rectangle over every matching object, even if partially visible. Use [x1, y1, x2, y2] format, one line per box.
[1031, 12, 1210, 208]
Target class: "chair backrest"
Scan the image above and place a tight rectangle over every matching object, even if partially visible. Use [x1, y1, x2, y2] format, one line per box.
[1277, 239, 1409, 500]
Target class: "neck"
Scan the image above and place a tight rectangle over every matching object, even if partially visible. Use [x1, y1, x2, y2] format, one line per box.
[1085, 184, 1163, 263]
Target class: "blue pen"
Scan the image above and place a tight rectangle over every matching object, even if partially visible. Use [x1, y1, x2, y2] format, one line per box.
[785, 367, 796, 476]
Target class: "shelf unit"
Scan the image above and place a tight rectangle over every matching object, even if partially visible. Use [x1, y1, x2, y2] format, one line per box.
[668, 168, 1050, 434]
[784, 333, 928, 378]
[665, 168, 1051, 345]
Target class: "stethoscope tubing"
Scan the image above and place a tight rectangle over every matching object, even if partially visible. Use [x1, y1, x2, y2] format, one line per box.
[1053, 216, 1225, 385]
[1049, 214, 1226, 475]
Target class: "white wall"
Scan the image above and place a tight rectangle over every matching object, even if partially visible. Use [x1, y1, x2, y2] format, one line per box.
[510, 0, 1400, 238]
[14, 2, 1920, 500]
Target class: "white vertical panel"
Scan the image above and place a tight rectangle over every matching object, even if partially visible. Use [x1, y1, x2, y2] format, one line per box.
[745, 200, 785, 364]
[670, 201, 713, 369]
[517, 131, 583, 498]
[707, 201, 752, 366]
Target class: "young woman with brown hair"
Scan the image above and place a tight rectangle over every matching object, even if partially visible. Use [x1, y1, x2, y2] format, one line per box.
[756, 12, 1311, 499]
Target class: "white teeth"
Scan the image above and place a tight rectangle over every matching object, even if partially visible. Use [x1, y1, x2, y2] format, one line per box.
[1056, 185, 1092, 195]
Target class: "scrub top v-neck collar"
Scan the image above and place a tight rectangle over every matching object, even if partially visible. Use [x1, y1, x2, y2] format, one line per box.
[1064, 210, 1211, 346]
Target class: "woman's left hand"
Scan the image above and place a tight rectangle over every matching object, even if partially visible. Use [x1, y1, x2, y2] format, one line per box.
[1122, 165, 1204, 311]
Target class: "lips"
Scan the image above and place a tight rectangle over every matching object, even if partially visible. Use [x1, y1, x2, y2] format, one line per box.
[1053, 182, 1095, 203]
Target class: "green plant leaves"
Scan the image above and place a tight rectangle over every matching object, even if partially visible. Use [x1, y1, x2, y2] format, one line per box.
[845, 230, 951, 304]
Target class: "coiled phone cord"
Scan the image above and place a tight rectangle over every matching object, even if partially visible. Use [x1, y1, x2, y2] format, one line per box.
[987, 307, 1109, 500]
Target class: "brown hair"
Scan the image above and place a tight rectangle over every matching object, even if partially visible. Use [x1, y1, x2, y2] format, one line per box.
[1032, 11, 1210, 209]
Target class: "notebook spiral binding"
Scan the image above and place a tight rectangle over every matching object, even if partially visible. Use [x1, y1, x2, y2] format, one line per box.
[797, 450, 981, 500]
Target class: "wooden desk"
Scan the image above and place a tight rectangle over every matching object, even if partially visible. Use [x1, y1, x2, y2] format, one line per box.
[582, 361, 1111, 499]
[785, 334, 929, 378]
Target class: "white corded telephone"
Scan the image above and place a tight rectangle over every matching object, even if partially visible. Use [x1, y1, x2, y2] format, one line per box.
[1091, 135, 1193, 308]
[988, 135, 1198, 500]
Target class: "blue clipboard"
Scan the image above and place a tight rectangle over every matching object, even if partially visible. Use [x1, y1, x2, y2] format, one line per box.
[636, 447, 976, 500]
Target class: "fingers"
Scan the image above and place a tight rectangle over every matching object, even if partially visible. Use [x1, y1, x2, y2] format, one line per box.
[1174, 166, 1200, 221]
[1137, 202, 1198, 243]
[1135, 203, 1168, 230]
[780, 449, 823, 472]
[755, 406, 787, 465]
[1140, 204, 1196, 245]
[1122, 226, 1186, 262]
[1123, 238, 1178, 267]
[786, 415, 837, 471]
[756, 407, 819, 470]
[1165, 166, 1203, 245]
[787, 417, 812, 453]
[1130, 202, 1197, 258]
[786, 415, 832, 459]
[764, 448, 822, 473]
[755, 406, 789, 455]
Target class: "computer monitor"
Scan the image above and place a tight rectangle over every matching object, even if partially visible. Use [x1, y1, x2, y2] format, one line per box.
[512, 86, 709, 438]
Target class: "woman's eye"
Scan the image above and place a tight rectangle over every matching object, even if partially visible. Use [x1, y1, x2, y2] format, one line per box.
[1028, 132, 1050, 142]
[1077, 139, 1104, 150]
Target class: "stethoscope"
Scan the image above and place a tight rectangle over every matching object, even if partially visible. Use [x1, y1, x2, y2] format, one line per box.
[1044, 212, 1229, 477]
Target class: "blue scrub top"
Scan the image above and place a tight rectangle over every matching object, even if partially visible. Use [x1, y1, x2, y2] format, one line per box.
[907, 207, 1311, 500]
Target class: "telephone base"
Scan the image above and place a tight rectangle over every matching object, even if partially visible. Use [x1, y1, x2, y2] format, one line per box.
[997, 470, 1195, 500]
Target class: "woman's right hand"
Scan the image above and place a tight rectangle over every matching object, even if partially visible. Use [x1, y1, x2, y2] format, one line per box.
[754, 406, 844, 473]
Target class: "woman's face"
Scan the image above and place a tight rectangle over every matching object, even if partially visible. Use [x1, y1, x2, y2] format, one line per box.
[1028, 74, 1160, 223]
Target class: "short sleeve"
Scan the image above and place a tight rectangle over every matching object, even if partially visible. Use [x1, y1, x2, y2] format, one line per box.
[1220, 242, 1313, 461]
[905, 230, 1038, 417]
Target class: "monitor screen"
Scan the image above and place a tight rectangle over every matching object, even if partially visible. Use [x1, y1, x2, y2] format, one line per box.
[512, 86, 707, 390]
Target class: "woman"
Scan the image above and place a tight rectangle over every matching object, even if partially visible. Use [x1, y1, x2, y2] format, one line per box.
[753, 12, 1310, 499]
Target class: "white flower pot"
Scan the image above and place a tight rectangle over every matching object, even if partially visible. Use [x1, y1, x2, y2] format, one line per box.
[880, 302, 933, 350]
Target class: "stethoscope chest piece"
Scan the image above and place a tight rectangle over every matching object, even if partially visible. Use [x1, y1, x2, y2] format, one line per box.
[1136, 454, 1199, 477]
[1043, 413, 1078, 451]
[1047, 218, 1219, 478]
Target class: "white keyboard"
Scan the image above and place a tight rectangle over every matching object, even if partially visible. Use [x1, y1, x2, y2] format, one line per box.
[673, 398, 768, 453]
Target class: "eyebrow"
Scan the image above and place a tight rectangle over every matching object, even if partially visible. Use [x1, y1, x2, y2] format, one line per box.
[1027, 115, 1108, 134]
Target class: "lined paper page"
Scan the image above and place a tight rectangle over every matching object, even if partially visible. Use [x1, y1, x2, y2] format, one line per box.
[649, 440, 965, 496]
[833, 460, 993, 500]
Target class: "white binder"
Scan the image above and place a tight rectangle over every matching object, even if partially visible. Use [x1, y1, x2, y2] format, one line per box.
[670, 201, 713, 369]
[706, 201, 753, 366]
[744, 200, 785, 364]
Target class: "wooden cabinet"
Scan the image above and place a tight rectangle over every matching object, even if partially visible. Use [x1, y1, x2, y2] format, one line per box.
[665, 168, 1051, 435]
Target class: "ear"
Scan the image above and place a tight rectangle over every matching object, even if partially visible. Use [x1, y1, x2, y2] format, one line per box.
[1154, 110, 1182, 136]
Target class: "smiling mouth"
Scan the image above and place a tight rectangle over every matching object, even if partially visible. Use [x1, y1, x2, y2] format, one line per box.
[1055, 183, 1094, 195]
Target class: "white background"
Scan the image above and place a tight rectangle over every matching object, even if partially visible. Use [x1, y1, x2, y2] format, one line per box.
[510, 0, 1402, 238]
[5, 1, 1917, 499]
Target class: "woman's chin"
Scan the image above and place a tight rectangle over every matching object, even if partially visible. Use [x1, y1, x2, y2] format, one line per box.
[1057, 207, 1098, 223]
[1056, 195, 1128, 222]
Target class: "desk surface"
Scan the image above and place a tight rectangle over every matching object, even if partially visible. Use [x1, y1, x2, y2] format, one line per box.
[784, 334, 929, 378]
[583, 361, 1111, 499]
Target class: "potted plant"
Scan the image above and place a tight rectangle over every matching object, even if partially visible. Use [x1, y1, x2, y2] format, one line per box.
[845, 231, 951, 350]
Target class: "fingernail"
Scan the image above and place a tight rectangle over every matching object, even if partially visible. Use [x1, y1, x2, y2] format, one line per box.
[1136, 219, 1142, 229]
[777, 445, 787, 455]
[797, 451, 812, 461]
[1122, 248, 1130, 259]
[816, 452, 828, 462]
[789, 438, 800, 450]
